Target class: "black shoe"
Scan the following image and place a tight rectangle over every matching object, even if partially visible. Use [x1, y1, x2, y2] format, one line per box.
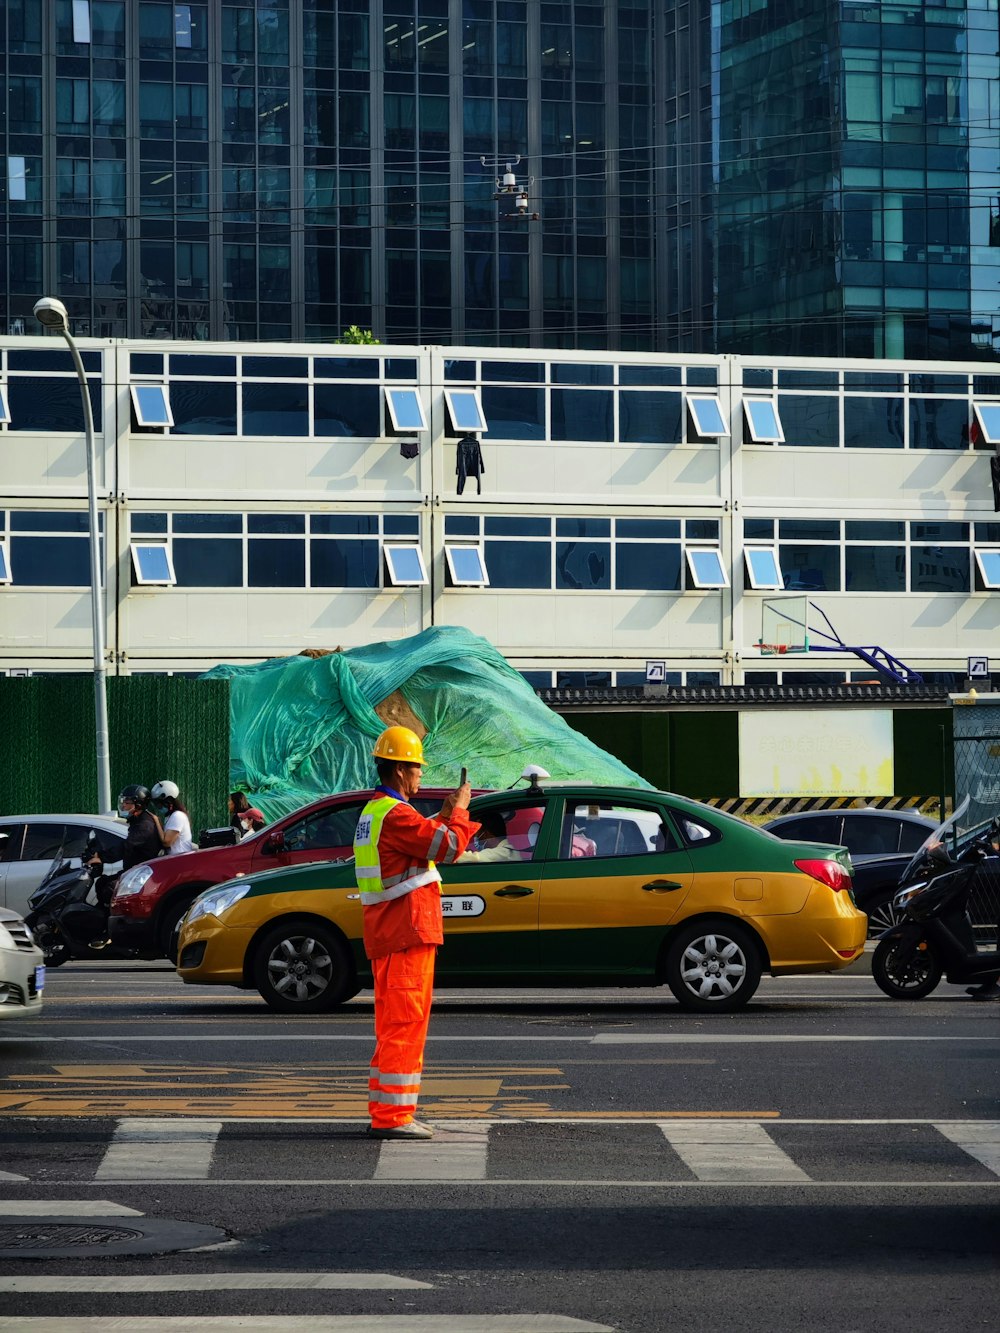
[967, 982, 1000, 1001]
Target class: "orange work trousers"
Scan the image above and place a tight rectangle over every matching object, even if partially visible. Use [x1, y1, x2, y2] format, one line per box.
[368, 943, 436, 1129]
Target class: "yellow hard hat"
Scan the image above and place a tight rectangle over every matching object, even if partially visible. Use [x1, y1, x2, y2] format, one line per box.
[373, 725, 426, 765]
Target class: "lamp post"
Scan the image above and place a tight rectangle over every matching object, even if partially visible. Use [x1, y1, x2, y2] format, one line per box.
[33, 297, 112, 815]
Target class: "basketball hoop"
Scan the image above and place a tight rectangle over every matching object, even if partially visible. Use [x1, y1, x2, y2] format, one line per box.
[755, 641, 789, 656]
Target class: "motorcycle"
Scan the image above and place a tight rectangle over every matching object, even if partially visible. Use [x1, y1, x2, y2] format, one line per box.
[872, 795, 1000, 1000]
[24, 833, 140, 967]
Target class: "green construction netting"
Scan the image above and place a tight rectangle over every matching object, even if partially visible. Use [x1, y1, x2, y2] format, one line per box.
[201, 626, 650, 818]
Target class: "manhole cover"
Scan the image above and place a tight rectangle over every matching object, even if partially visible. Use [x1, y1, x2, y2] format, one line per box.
[0, 1215, 229, 1259]
[0, 1223, 144, 1248]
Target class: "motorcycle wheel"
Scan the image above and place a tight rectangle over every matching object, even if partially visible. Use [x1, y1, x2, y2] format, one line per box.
[872, 937, 943, 999]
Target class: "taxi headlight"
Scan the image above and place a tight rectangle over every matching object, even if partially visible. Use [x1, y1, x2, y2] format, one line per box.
[115, 865, 154, 897]
[186, 883, 251, 926]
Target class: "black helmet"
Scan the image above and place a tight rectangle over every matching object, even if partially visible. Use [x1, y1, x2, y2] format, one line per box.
[118, 783, 150, 810]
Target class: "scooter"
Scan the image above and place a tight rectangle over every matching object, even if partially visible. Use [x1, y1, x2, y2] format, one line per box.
[872, 796, 1000, 1000]
[24, 834, 138, 967]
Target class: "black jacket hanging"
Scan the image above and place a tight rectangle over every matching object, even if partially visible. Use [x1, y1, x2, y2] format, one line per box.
[456, 434, 485, 495]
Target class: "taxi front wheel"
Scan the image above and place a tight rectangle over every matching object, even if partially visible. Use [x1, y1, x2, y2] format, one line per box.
[252, 919, 360, 1013]
[664, 918, 762, 1013]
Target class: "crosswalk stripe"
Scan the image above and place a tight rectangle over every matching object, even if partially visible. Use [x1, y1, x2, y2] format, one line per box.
[933, 1121, 1000, 1176]
[0, 1319, 614, 1331]
[374, 1120, 489, 1181]
[95, 1118, 222, 1181]
[0, 1274, 432, 1292]
[0, 1201, 143, 1216]
[658, 1120, 811, 1182]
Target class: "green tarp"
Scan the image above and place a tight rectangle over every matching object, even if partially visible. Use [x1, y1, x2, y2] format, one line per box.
[202, 626, 649, 818]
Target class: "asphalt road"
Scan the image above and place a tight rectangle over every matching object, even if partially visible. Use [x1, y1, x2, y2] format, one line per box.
[0, 964, 998, 1333]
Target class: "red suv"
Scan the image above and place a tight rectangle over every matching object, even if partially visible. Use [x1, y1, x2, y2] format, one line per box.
[109, 788, 461, 959]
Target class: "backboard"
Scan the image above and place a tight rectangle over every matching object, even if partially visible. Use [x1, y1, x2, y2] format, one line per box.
[758, 595, 810, 654]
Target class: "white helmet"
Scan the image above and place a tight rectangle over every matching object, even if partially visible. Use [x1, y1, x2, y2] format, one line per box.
[151, 779, 180, 802]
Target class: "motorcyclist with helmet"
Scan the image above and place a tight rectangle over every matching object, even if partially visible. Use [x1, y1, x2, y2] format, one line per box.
[151, 780, 194, 855]
[88, 785, 163, 876]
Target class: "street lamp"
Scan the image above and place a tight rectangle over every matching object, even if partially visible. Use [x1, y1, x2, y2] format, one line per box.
[33, 297, 112, 815]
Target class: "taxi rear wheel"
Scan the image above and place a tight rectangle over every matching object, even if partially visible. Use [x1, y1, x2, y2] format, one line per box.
[664, 918, 762, 1013]
[252, 919, 359, 1013]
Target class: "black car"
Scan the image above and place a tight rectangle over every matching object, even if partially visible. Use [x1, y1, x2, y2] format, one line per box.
[765, 807, 999, 939]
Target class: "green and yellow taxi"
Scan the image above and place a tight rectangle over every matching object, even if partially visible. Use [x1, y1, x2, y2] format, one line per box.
[176, 783, 866, 1013]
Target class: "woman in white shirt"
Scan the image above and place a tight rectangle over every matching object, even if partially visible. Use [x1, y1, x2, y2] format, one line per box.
[151, 779, 194, 855]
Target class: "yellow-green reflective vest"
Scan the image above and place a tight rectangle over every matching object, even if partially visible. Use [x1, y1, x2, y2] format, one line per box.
[353, 796, 439, 907]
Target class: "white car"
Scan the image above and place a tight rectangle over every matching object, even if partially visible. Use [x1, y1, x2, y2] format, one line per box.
[0, 815, 128, 917]
[0, 908, 44, 1019]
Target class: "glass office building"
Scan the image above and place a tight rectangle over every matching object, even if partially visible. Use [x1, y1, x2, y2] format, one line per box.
[662, 0, 1000, 359]
[0, 0, 654, 349]
[2, 3, 998, 358]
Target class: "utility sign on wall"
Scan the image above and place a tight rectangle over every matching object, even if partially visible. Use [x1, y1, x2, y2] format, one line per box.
[739, 709, 894, 797]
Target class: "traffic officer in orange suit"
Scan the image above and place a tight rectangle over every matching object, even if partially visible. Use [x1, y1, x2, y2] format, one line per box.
[354, 726, 479, 1140]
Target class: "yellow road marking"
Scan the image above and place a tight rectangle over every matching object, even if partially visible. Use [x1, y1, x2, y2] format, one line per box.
[0, 1060, 771, 1119]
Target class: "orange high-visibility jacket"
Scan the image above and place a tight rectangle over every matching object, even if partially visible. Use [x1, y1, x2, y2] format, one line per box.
[360, 799, 479, 960]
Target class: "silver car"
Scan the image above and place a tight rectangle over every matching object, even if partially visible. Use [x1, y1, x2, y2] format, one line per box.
[0, 907, 44, 1019]
[0, 815, 128, 918]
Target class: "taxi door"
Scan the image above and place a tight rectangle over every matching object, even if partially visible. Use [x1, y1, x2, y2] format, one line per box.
[537, 797, 694, 979]
[434, 800, 547, 977]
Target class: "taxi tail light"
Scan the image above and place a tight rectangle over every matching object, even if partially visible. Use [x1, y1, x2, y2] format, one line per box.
[794, 857, 852, 893]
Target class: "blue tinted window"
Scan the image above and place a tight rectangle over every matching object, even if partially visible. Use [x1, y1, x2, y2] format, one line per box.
[446, 390, 487, 432]
[314, 384, 380, 436]
[444, 360, 476, 381]
[386, 388, 426, 431]
[777, 395, 839, 447]
[484, 517, 550, 537]
[248, 538, 306, 586]
[9, 350, 99, 372]
[845, 521, 905, 541]
[911, 547, 969, 594]
[551, 389, 613, 442]
[909, 375, 967, 395]
[310, 514, 378, 535]
[910, 399, 969, 450]
[132, 385, 171, 425]
[242, 383, 309, 436]
[134, 545, 172, 582]
[481, 386, 544, 440]
[484, 540, 549, 588]
[743, 520, 774, 540]
[174, 514, 242, 534]
[131, 355, 163, 374]
[385, 359, 418, 380]
[778, 370, 838, 390]
[780, 545, 841, 592]
[556, 541, 610, 589]
[845, 546, 905, 592]
[481, 361, 544, 383]
[743, 368, 773, 388]
[385, 547, 425, 583]
[844, 397, 904, 449]
[520, 671, 553, 688]
[619, 390, 682, 444]
[688, 396, 727, 436]
[551, 364, 613, 385]
[448, 546, 488, 584]
[170, 381, 237, 435]
[314, 358, 379, 379]
[911, 523, 968, 541]
[444, 515, 480, 536]
[746, 548, 781, 588]
[845, 373, 903, 392]
[243, 357, 308, 379]
[745, 399, 782, 441]
[616, 541, 681, 590]
[383, 515, 420, 536]
[556, 519, 610, 538]
[779, 519, 839, 540]
[617, 519, 681, 538]
[11, 511, 91, 532]
[7, 377, 102, 432]
[131, 513, 168, 534]
[9, 536, 91, 585]
[556, 671, 612, 688]
[173, 538, 242, 586]
[686, 366, 718, 388]
[619, 366, 681, 387]
[311, 539, 380, 586]
[169, 355, 236, 377]
[248, 515, 305, 534]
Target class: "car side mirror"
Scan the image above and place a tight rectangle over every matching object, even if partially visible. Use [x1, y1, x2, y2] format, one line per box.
[262, 830, 285, 856]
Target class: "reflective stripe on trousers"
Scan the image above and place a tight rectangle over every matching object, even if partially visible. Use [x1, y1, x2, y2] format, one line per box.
[369, 942, 436, 1129]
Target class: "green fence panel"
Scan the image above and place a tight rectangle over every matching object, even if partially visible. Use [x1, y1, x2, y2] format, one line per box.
[0, 676, 229, 835]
